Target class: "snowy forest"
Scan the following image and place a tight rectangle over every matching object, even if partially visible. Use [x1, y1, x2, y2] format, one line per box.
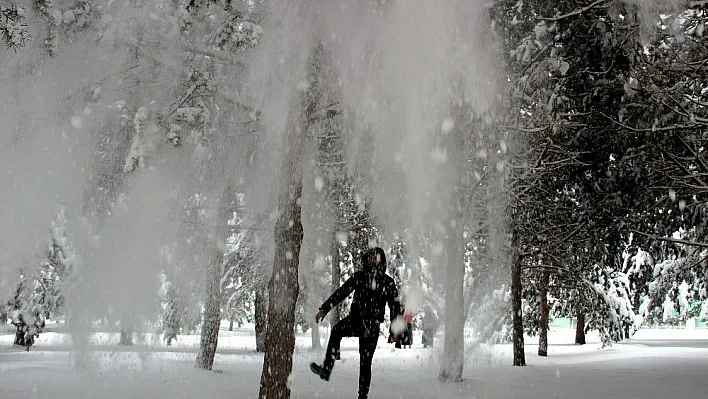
[1, 0, 708, 398]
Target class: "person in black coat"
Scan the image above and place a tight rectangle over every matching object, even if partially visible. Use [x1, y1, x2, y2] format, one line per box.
[310, 247, 401, 399]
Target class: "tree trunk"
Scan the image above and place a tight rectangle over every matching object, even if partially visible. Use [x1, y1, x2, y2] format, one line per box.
[195, 183, 234, 370]
[511, 252, 525, 366]
[14, 325, 27, 346]
[538, 269, 550, 357]
[575, 308, 586, 345]
[330, 233, 342, 324]
[195, 247, 224, 370]
[311, 320, 321, 349]
[229, 315, 234, 332]
[258, 42, 318, 399]
[258, 129, 306, 399]
[119, 317, 134, 346]
[255, 286, 267, 352]
[305, 258, 322, 350]
[439, 224, 465, 382]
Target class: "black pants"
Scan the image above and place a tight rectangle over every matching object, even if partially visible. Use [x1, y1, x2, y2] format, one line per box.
[322, 316, 379, 399]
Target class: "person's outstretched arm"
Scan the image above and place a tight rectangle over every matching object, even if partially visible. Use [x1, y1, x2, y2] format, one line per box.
[315, 272, 360, 322]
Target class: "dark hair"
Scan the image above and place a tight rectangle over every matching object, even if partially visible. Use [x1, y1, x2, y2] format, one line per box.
[362, 247, 387, 270]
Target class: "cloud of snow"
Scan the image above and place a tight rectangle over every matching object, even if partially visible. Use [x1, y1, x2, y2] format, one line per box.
[320, 0, 502, 233]
[245, 0, 502, 274]
[621, 0, 688, 43]
[0, 45, 99, 283]
[0, 21, 191, 360]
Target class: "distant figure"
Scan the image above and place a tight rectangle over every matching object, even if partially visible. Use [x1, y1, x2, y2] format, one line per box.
[421, 305, 438, 348]
[310, 247, 401, 399]
[394, 306, 414, 349]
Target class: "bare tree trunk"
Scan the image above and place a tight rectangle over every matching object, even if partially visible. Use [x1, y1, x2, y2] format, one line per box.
[255, 286, 267, 352]
[439, 223, 465, 382]
[229, 315, 234, 332]
[330, 233, 342, 324]
[575, 308, 586, 345]
[304, 258, 322, 350]
[14, 325, 28, 346]
[310, 320, 321, 349]
[258, 41, 321, 399]
[538, 269, 550, 357]
[511, 250, 525, 366]
[119, 317, 133, 346]
[196, 247, 224, 370]
[258, 127, 306, 399]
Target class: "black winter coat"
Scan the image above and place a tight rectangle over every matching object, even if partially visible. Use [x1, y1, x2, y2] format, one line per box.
[320, 268, 400, 324]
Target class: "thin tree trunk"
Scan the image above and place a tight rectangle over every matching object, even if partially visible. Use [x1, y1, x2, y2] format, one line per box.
[229, 315, 234, 332]
[14, 325, 27, 346]
[330, 233, 342, 324]
[255, 286, 267, 352]
[538, 269, 550, 357]
[119, 317, 133, 346]
[511, 251, 525, 366]
[305, 256, 322, 350]
[195, 246, 224, 370]
[575, 308, 586, 345]
[195, 184, 235, 370]
[311, 320, 321, 349]
[439, 224, 465, 382]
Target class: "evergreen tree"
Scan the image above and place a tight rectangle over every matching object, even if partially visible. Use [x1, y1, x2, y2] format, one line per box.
[159, 273, 180, 346]
[0, 2, 29, 49]
[9, 267, 45, 349]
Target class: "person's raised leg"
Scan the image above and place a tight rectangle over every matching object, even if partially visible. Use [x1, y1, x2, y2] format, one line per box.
[312, 316, 358, 380]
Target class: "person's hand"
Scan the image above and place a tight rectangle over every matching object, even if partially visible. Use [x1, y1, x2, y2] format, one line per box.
[315, 310, 327, 324]
[387, 333, 397, 343]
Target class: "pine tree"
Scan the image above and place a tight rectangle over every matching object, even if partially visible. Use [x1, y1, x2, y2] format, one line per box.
[221, 193, 266, 334]
[31, 0, 58, 57]
[0, 3, 29, 49]
[34, 206, 76, 322]
[160, 273, 181, 346]
[9, 267, 45, 349]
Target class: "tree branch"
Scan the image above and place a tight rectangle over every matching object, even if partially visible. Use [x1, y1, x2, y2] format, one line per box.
[630, 230, 708, 248]
[539, 0, 608, 22]
[599, 112, 704, 133]
[182, 45, 245, 66]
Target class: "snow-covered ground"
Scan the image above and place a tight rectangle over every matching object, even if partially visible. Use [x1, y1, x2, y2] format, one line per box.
[2, 325, 707, 398]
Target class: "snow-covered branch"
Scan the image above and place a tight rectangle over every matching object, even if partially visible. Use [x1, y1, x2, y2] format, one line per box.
[631, 230, 708, 248]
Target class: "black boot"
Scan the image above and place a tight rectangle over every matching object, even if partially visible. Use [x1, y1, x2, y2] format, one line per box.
[309, 362, 330, 381]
